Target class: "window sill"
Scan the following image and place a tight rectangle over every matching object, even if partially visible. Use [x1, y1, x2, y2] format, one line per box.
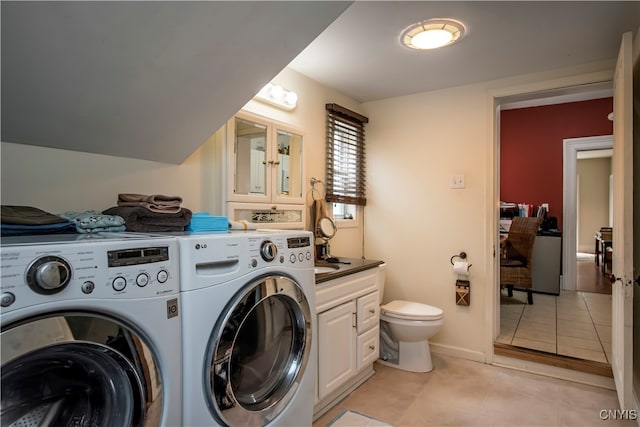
[335, 218, 359, 229]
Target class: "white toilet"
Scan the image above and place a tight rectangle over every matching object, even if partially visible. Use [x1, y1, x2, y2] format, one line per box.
[376, 265, 444, 373]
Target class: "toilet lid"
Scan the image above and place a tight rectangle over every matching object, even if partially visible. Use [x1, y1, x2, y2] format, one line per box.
[381, 300, 444, 320]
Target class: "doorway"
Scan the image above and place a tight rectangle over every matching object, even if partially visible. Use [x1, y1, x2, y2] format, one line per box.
[563, 135, 613, 293]
[575, 146, 614, 295]
[495, 87, 615, 375]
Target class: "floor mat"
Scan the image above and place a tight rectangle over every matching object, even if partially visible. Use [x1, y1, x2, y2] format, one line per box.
[326, 410, 392, 427]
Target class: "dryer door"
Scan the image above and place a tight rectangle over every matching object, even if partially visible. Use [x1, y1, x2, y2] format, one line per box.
[1, 314, 158, 427]
[208, 275, 312, 426]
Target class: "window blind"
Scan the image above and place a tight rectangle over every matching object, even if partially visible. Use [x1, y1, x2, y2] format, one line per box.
[325, 103, 368, 206]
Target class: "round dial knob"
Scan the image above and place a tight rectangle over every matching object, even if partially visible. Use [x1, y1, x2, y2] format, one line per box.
[260, 240, 278, 262]
[26, 256, 72, 294]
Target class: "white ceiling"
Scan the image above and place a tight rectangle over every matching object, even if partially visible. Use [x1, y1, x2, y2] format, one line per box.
[288, 1, 639, 103]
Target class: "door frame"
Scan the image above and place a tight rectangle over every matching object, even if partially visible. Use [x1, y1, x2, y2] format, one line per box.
[562, 135, 613, 292]
[487, 70, 615, 358]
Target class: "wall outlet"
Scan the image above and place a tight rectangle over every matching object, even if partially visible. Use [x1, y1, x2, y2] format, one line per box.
[450, 174, 465, 189]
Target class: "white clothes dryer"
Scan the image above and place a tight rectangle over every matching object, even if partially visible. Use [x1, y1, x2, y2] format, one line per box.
[0, 233, 182, 427]
[178, 230, 316, 427]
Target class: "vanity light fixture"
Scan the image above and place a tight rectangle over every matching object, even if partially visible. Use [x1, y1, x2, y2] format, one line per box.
[254, 83, 298, 110]
[401, 18, 466, 50]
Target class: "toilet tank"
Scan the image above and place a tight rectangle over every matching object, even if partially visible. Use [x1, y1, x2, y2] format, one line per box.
[376, 263, 387, 304]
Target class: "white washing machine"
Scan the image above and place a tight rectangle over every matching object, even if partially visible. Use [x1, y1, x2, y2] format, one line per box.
[0, 233, 182, 426]
[178, 230, 316, 427]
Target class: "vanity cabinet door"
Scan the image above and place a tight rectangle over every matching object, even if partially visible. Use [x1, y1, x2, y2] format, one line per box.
[317, 301, 357, 400]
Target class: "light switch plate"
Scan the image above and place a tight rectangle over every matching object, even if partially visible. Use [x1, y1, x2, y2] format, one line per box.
[450, 174, 465, 189]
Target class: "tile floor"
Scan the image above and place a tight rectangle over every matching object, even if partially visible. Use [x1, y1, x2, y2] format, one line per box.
[313, 354, 634, 427]
[497, 289, 611, 363]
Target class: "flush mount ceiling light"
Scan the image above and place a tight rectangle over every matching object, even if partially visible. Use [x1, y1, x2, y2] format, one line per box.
[401, 18, 466, 50]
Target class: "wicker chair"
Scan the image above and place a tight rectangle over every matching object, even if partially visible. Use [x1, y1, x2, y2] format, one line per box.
[500, 216, 543, 304]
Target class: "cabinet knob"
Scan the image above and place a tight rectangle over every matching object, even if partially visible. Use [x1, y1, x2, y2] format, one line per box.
[369, 345, 376, 351]
[369, 308, 375, 314]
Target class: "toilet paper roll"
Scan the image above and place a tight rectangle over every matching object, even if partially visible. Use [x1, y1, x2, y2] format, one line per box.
[453, 261, 470, 275]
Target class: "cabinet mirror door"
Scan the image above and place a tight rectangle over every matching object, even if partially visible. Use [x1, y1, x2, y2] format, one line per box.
[234, 117, 268, 197]
[276, 129, 303, 200]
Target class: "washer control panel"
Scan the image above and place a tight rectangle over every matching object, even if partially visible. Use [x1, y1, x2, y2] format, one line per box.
[176, 230, 315, 293]
[0, 236, 179, 312]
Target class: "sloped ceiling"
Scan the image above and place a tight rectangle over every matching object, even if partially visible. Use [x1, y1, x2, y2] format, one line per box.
[1, 1, 351, 164]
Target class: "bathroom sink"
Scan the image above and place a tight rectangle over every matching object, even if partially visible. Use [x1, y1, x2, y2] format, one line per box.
[314, 265, 339, 274]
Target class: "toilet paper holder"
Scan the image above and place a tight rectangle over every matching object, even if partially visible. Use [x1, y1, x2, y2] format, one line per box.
[452, 252, 471, 306]
[450, 252, 472, 270]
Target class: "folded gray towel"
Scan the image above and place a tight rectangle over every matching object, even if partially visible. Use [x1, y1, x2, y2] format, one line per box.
[103, 206, 192, 232]
[117, 193, 183, 214]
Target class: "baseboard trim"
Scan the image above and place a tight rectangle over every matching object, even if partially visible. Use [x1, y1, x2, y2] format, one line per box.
[493, 342, 613, 377]
[430, 342, 486, 363]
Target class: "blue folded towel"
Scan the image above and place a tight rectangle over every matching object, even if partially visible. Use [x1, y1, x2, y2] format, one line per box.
[186, 213, 228, 232]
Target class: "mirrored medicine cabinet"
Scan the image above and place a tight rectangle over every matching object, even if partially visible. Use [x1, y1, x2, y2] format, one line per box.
[225, 111, 306, 229]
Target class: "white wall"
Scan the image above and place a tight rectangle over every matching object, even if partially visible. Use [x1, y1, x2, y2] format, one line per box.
[1, 141, 209, 214]
[577, 157, 611, 252]
[362, 82, 489, 356]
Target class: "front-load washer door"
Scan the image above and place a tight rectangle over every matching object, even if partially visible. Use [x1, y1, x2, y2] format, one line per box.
[1, 314, 160, 427]
[207, 275, 312, 426]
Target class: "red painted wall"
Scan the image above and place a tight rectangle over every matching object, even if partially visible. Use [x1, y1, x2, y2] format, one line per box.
[500, 98, 613, 231]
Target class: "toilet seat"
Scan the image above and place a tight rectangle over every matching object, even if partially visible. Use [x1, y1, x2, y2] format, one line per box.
[381, 300, 444, 321]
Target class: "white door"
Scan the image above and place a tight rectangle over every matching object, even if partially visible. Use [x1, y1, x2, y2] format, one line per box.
[611, 30, 635, 411]
[317, 301, 357, 400]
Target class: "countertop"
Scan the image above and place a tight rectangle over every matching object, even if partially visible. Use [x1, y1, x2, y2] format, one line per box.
[314, 257, 384, 284]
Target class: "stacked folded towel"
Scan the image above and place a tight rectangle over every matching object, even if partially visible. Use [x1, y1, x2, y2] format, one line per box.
[58, 211, 126, 234]
[186, 213, 229, 232]
[117, 193, 183, 214]
[1, 205, 75, 236]
[103, 193, 192, 232]
[103, 206, 192, 232]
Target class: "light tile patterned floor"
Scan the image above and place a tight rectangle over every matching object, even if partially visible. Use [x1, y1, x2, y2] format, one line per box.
[497, 289, 611, 363]
[313, 354, 633, 427]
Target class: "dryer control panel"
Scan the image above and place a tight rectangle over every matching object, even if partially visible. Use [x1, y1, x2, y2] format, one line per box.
[0, 235, 179, 312]
[247, 234, 313, 269]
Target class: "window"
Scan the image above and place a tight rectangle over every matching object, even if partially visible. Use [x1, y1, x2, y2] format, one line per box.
[325, 103, 368, 221]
